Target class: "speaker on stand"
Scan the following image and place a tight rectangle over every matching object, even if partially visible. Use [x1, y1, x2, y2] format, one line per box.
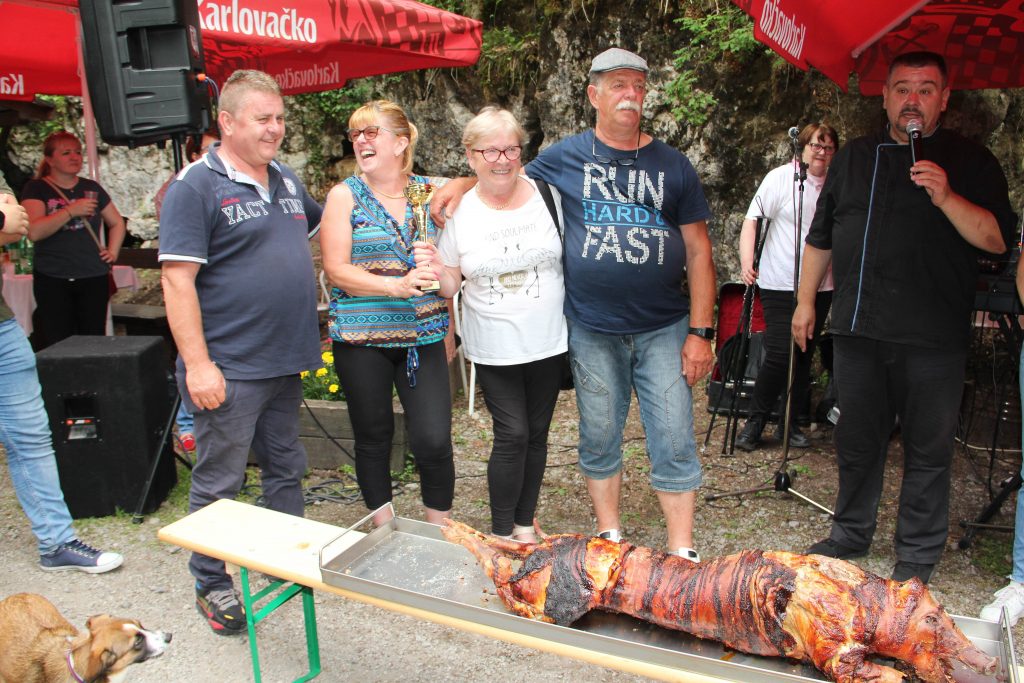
[36, 336, 178, 519]
[79, 0, 211, 147]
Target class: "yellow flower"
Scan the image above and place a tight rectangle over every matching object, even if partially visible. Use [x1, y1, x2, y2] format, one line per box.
[300, 370, 310, 378]
[315, 368, 328, 377]
[321, 351, 334, 364]
[329, 384, 339, 393]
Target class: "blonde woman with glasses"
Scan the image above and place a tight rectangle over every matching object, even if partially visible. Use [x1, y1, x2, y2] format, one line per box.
[320, 100, 454, 527]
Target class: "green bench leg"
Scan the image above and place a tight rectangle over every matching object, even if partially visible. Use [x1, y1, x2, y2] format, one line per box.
[239, 567, 322, 682]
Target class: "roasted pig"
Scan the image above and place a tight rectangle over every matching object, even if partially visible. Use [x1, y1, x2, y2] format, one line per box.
[441, 519, 998, 683]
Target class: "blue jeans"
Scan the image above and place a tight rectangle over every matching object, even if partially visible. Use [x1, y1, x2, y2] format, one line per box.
[568, 317, 702, 492]
[1015, 347, 1024, 582]
[0, 319, 75, 554]
[175, 401, 194, 434]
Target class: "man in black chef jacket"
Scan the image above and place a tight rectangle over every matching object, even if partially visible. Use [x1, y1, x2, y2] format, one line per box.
[792, 51, 1017, 584]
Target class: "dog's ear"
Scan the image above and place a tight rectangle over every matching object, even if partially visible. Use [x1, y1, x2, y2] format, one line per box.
[86, 614, 113, 629]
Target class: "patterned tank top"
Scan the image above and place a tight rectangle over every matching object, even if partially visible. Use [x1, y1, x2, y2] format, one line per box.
[327, 174, 449, 348]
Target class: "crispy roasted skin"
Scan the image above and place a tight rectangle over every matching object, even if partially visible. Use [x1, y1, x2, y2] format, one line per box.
[442, 519, 998, 683]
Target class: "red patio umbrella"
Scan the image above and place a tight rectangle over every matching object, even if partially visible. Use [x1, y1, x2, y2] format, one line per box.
[731, 0, 1024, 94]
[0, 0, 483, 101]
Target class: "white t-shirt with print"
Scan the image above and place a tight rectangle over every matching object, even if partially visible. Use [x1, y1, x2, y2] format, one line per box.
[745, 162, 833, 292]
[437, 179, 567, 365]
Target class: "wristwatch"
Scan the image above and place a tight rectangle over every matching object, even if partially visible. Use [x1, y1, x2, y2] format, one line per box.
[688, 327, 715, 340]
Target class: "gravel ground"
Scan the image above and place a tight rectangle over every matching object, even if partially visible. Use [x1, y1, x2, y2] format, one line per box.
[0, 378, 1021, 682]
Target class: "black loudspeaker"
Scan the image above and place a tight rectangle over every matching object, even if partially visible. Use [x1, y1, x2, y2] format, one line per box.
[36, 336, 177, 519]
[79, 0, 211, 147]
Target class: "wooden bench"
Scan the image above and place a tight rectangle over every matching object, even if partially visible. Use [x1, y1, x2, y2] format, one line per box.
[157, 500, 742, 683]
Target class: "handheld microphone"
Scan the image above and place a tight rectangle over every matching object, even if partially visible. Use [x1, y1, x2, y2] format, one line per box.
[906, 119, 923, 165]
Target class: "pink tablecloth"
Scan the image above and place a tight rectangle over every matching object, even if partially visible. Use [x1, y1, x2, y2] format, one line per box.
[1, 265, 139, 336]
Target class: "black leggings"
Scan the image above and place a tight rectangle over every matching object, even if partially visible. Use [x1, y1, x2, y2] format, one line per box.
[332, 340, 454, 512]
[476, 354, 563, 536]
[750, 289, 831, 422]
[32, 272, 109, 350]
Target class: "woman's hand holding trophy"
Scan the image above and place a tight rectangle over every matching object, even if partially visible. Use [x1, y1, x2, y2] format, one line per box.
[405, 182, 442, 293]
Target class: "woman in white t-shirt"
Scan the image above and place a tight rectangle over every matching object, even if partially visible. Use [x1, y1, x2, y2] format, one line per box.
[420, 107, 567, 542]
[734, 123, 839, 452]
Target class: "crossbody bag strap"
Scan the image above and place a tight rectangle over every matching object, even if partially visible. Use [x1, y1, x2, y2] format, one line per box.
[41, 178, 104, 252]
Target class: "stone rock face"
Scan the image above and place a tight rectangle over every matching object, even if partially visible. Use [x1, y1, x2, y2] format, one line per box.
[3, 2, 1021, 280]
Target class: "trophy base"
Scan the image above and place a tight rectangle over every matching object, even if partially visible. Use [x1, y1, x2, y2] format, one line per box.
[421, 280, 441, 294]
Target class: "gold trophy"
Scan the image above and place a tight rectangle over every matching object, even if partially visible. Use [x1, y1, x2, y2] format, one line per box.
[404, 182, 440, 293]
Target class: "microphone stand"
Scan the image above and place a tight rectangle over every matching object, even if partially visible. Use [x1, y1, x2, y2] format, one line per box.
[707, 139, 832, 516]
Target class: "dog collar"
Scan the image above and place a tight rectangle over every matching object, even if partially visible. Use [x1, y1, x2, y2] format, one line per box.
[65, 648, 87, 683]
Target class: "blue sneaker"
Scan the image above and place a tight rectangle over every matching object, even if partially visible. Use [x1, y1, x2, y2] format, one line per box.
[39, 539, 124, 574]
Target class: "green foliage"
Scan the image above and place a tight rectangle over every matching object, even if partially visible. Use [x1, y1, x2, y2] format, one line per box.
[292, 82, 378, 194]
[392, 455, 419, 484]
[667, 6, 764, 126]
[478, 26, 538, 95]
[973, 534, 1013, 577]
[5, 97, 86, 167]
[415, 0, 467, 12]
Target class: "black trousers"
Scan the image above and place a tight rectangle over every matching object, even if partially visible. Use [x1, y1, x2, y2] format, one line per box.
[332, 341, 454, 512]
[476, 354, 563, 536]
[749, 288, 831, 423]
[829, 336, 966, 563]
[31, 272, 109, 350]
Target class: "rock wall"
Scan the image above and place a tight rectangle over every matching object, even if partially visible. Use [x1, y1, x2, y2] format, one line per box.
[3, 1, 1021, 284]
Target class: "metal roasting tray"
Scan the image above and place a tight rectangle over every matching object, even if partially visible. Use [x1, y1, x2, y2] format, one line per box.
[320, 509, 1018, 683]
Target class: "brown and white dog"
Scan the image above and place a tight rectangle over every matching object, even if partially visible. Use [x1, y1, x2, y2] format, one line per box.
[0, 593, 171, 683]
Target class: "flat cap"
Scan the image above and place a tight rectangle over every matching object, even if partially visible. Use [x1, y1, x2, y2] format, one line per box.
[589, 48, 649, 75]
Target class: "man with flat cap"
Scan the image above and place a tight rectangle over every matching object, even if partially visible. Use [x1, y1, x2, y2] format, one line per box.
[432, 47, 716, 560]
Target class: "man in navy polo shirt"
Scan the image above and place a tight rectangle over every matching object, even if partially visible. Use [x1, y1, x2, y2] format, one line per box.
[159, 70, 323, 636]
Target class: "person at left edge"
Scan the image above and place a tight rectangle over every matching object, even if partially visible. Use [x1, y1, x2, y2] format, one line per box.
[159, 70, 323, 636]
[0, 192, 123, 574]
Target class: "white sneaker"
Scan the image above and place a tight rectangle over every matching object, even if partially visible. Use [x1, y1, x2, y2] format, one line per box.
[670, 547, 701, 563]
[980, 581, 1024, 625]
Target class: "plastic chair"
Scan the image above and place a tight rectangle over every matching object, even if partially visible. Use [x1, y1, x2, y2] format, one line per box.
[451, 284, 476, 416]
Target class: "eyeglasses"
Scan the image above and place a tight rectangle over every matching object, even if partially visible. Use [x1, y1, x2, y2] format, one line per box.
[472, 146, 522, 162]
[346, 126, 395, 142]
[808, 142, 836, 154]
[592, 132, 641, 166]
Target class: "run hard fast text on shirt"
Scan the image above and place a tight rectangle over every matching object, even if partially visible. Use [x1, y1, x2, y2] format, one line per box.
[581, 163, 669, 265]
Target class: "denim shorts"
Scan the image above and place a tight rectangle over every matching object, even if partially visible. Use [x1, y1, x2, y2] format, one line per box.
[568, 317, 702, 492]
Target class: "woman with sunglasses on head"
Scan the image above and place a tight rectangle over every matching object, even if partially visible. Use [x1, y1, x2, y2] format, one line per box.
[734, 123, 840, 452]
[320, 100, 454, 526]
[21, 130, 126, 350]
[416, 107, 566, 542]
